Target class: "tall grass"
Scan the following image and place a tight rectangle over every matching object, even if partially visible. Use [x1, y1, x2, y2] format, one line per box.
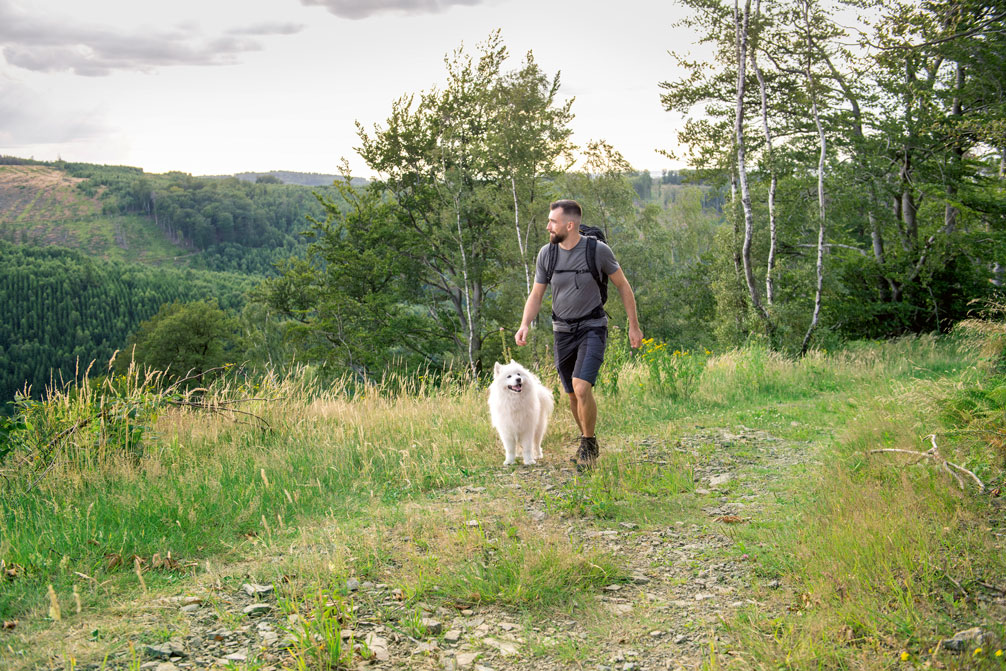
[0, 362, 504, 620]
[1, 333, 1001, 671]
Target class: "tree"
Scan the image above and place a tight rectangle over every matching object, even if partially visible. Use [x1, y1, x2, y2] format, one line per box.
[256, 180, 451, 375]
[117, 300, 243, 379]
[350, 32, 575, 375]
[663, 0, 1006, 348]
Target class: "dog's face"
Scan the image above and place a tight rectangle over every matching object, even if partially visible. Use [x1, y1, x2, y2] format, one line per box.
[493, 361, 527, 393]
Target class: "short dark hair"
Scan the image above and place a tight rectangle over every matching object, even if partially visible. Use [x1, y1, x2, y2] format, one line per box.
[550, 199, 582, 222]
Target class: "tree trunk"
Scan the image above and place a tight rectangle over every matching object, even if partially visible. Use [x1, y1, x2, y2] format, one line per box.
[751, 0, 777, 306]
[452, 193, 477, 377]
[800, 0, 827, 356]
[511, 177, 531, 295]
[734, 0, 773, 335]
[944, 62, 964, 234]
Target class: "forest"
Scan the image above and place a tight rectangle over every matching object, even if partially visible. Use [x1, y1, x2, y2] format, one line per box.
[2, 0, 1004, 400]
[0, 243, 253, 403]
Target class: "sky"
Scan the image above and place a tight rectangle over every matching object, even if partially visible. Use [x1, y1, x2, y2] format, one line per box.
[0, 0, 701, 178]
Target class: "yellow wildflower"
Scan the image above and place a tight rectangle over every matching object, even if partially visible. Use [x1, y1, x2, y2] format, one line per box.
[995, 649, 1003, 657]
[900, 652, 909, 662]
[974, 647, 983, 656]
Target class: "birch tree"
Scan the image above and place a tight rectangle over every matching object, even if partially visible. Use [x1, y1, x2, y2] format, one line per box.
[734, 0, 774, 335]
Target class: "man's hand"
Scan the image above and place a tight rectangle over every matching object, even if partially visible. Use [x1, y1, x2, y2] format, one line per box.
[515, 325, 529, 346]
[629, 325, 643, 349]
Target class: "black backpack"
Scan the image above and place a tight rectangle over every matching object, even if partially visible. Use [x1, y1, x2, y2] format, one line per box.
[544, 224, 608, 315]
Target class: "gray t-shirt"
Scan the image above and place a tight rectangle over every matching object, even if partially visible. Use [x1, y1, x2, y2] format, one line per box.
[534, 237, 619, 333]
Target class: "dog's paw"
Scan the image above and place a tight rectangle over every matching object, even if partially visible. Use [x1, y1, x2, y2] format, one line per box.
[524, 458, 537, 466]
[503, 458, 516, 466]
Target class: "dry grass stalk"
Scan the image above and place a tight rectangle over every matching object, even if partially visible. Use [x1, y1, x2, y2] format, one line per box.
[46, 584, 61, 621]
[134, 556, 147, 594]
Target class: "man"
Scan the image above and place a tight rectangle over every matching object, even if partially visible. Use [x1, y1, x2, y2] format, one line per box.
[514, 200, 643, 468]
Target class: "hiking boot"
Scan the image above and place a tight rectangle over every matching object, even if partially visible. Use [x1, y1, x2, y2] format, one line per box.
[575, 436, 599, 470]
[570, 436, 587, 466]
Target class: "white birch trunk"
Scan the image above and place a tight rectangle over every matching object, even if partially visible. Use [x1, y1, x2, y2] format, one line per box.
[734, 0, 772, 330]
[750, 0, 777, 306]
[800, 0, 826, 355]
[453, 192, 477, 376]
[511, 176, 531, 295]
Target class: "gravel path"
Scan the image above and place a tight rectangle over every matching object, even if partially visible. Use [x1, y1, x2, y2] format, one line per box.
[55, 426, 815, 671]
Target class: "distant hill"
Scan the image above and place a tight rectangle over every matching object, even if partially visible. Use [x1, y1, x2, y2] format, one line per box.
[0, 159, 354, 274]
[211, 171, 369, 188]
[0, 157, 353, 405]
[0, 164, 193, 265]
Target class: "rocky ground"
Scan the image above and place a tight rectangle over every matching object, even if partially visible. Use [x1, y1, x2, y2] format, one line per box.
[40, 426, 817, 671]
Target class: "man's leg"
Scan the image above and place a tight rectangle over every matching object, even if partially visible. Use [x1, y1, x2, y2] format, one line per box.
[570, 328, 606, 468]
[571, 378, 597, 437]
[567, 392, 584, 435]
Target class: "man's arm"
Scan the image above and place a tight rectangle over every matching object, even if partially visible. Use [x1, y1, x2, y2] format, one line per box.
[515, 282, 548, 346]
[608, 268, 643, 348]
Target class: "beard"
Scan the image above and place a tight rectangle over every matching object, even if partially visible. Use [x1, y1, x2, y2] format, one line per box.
[549, 230, 567, 244]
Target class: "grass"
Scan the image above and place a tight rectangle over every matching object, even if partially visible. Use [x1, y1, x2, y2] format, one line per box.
[1, 335, 1004, 670]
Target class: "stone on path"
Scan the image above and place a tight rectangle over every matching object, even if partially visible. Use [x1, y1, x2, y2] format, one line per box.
[482, 636, 518, 656]
[365, 633, 390, 661]
[941, 627, 987, 652]
[456, 651, 480, 667]
[241, 583, 273, 597]
[144, 641, 186, 659]
[708, 474, 732, 487]
[242, 603, 272, 616]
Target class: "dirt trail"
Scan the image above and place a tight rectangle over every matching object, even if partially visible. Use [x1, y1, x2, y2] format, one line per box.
[36, 427, 814, 671]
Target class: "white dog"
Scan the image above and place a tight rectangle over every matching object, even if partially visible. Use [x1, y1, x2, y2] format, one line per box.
[488, 360, 554, 465]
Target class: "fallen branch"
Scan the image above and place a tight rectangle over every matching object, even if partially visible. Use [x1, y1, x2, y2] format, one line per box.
[868, 434, 985, 492]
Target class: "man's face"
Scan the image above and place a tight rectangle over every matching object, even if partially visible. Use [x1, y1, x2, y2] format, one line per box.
[547, 208, 571, 244]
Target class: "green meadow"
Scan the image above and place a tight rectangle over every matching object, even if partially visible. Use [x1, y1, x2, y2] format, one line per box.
[1, 333, 1005, 670]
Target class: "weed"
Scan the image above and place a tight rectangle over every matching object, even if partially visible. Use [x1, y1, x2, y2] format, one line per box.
[283, 589, 356, 670]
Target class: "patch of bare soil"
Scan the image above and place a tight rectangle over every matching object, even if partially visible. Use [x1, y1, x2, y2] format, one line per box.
[0, 166, 99, 232]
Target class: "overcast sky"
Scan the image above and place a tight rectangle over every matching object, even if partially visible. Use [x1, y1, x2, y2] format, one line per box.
[0, 0, 700, 177]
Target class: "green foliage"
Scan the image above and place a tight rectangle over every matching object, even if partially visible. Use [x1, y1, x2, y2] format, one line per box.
[0, 241, 252, 407]
[266, 32, 575, 376]
[256, 183, 451, 374]
[940, 302, 1006, 463]
[1, 364, 178, 503]
[639, 338, 708, 400]
[117, 300, 243, 381]
[663, 0, 1006, 348]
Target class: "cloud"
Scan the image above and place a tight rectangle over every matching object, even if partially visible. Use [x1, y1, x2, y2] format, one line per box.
[301, 0, 484, 20]
[0, 1, 303, 76]
[227, 22, 305, 37]
[0, 79, 107, 145]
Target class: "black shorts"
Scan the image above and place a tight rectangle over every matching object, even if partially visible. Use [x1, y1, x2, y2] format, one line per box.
[554, 326, 608, 393]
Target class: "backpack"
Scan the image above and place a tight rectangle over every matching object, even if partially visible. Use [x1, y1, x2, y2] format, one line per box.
[544, 224, 609, 315]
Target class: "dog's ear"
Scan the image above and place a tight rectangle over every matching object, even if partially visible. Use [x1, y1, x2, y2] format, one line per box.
[494, 362, 501, 376]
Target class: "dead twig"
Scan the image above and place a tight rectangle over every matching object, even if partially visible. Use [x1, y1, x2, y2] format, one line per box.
[977, 580, 1006, 595]
[939, 568, 969, 599]
[868, 434, 985, 492]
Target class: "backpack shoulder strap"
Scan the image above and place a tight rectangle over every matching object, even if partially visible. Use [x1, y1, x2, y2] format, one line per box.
[544, 243, 559, 285]
[585, 236, 601, 288]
